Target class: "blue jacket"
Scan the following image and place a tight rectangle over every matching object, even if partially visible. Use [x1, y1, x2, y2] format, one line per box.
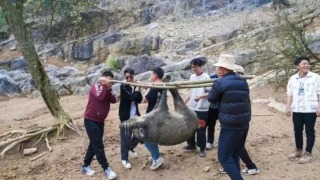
[207, 72, 251, 130]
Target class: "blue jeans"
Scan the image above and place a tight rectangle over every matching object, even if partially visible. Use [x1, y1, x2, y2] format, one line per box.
[218, 128, 248, 180]
[144, 142, 160, 160]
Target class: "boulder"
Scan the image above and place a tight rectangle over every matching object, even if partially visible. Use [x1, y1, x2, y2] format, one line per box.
[141, 7, 153, 25]
[8, 69, 31, 82]
[23, 148, 37, 156]
[45, 64, 59, 76]
[85, 64, 106, 75]
[55, 66, 79, 80]
[18, 78, 36, 95]
[10, 57, 27, 71]
[0, 70, 20, 97]
[72, 39, 94, 61]
[121, 55, 166, 75]
[64, 76, 88, 88]
[87, 73, 101, 85]
[103, 31, 123, 46]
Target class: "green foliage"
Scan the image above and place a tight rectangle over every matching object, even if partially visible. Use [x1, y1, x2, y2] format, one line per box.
[107, 57, 121, 70]
[0, 8, 9, 40]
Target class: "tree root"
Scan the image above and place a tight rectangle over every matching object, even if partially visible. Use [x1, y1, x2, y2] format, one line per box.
[0, 117, 80, 159]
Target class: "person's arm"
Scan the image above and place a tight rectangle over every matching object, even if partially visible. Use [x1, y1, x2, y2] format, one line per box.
[142, 88, 151, 103]
[286, 77, 293, 116]
[207, 81, 221, 103]
[194, 92, 209, 102]
[106, 89, 117, 103]
[316, 77, 320, 117]
[91, 84, 108, 101]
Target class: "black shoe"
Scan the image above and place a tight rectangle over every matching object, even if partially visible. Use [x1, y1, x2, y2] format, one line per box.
[183, 144, 196, 151]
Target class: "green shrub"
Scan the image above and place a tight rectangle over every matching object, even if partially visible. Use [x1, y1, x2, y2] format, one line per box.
[107, 57, 120, 70]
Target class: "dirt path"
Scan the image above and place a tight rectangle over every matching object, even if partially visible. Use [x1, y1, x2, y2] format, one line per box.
[0, 86, 320, 180]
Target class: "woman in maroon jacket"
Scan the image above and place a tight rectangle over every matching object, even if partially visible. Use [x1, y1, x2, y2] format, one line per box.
[81, 71, 117, 180]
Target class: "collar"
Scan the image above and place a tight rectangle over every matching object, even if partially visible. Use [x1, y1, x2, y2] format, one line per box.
[294, 71, 313, 79]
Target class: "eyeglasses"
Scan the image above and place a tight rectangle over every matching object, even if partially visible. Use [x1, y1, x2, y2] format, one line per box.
[125, 75, 133, 79]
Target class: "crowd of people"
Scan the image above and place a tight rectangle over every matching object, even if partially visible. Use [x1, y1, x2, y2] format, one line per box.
[79, 54, 320, 180]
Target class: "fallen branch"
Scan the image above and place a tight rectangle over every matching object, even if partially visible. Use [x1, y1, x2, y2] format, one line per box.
[30, 152, 47, 161]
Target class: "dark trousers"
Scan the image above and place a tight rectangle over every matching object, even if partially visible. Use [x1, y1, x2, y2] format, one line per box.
[218, 128, 249, 180]
[239, 146, 256, 169]
[292, 112, 317, 153]
[120, 127, 139, 161]
[83, 119, 109, 170]
[207, 107, 219, 144]
[187, 111, 208, 151]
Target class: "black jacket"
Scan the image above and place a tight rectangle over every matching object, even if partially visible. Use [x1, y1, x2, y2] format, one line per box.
[207, 72, 251, 130]
[119, 84, 143, 121]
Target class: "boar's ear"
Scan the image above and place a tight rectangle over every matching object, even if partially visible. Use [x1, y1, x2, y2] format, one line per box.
[157, 90, 168, 111]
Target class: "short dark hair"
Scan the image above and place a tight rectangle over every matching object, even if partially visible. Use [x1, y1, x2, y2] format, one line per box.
[190, 57, 206, 67]
[102, 70, 114, 78]
[124, 68, 134, 75]
[152, 67, 164, 79]
[294, 55, 310, 65]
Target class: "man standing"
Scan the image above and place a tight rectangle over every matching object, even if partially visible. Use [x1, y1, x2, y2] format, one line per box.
[142, 67, 165, 170]
[208, 54, 251, 180]
[81, 71, 117, 180]
[184, 57, 210, 157]
[286, 56, 320, 163]
[119, 68, 142, 169]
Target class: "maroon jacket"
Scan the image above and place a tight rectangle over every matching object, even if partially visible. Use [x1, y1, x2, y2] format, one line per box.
[84, 83, 117, 123]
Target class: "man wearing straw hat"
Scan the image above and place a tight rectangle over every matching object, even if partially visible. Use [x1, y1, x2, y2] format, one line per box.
[208, 54, 251, 180]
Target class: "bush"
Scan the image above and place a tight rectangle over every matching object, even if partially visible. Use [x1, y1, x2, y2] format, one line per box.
[107, 56, 120, 70]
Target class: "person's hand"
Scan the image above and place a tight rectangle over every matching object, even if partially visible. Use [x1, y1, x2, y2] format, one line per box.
[286, 106, 291, 117]
[194, 96, 201, 102]
[198, 119, 206, 128]
[317, 107, 320, 117]
[99, 77, 112, 88]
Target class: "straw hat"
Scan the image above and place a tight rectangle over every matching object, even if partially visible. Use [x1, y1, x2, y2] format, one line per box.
[214, 54, 238, 71]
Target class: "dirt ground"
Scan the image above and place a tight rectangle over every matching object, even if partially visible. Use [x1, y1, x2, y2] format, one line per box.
[0, 85, 320, 180]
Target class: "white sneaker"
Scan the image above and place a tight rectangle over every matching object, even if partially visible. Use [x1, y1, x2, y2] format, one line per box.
[121, 160, 132, 169]
[128, 150, 138, 158]
[150, 157, 164, 170]
[206, 142, 213, 150]
[242, 168, 260, 175]
[104, 167, 117, 180]
[81, 166, 95, 176]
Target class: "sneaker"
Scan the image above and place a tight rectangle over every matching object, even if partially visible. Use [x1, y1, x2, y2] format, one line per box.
[206, 142, 213, 150]
[81, 166, 95, 176]
[242, 168, 260, 175]
[128, 150, 138, 159]
[199, 150, 206, 157]
[104, 167, 117, 180]
[121, 160, 132, 169]
[219, 168, 227, 174]
[183, 144, 196, 151]
[298, 152, 312, 164]
[150, 157, 164, 170]
[288, 149, 303, 160]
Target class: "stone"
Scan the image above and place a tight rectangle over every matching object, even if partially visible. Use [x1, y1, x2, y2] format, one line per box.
[23, 148, 37, 156]
[85, 64, 106, 75]
[0, 70, 20, 97]
[10, 57, 27, 71]
[121, 55, 166, 75]
[141, 7, 153, 25]
[103, 31, 123, 46]
[18, 78, 36, 95]
[45, 64, 59, 76]
[0, 59, 11, 71]
[87, 73, 101, 85]
[72, 39, 94, 61]
[55, 66, 79, 80]
[140, 36, 153, 55]
[64, 76, 88, 88]
[203, 166, 211, 172]
[8, 70, 31, 83]
[9, 46, 17, 51]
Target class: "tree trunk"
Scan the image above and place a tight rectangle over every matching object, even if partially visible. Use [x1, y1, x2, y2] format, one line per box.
[0, 0, 76, 133]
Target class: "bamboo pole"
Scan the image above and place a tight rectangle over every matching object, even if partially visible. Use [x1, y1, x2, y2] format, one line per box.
[110, 75, 255, 89]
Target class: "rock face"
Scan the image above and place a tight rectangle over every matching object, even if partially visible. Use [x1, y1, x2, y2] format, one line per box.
[72, 40, 94, 61]
[121, 89, 198, 145]
[121, 55, 166, 75]
[9, 57, 27, 71]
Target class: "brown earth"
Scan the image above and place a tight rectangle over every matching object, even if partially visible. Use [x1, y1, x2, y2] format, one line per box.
[0, 85, 320, 180]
